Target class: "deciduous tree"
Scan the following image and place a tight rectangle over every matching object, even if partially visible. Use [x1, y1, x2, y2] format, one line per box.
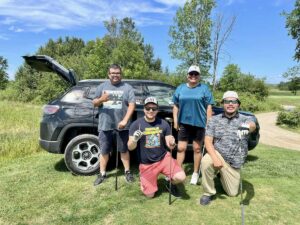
[169, 0, 215, 77]
[0, 56, 9, 90]
[284, 0, 300, 61]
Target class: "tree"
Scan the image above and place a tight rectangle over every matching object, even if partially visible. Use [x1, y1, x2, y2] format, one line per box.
[283, 65, 300, 95]
[219, 64, 268, 100]
[284, 0, 300, 61]
[0, 56, 9, 90]
[169, 0, 215, 77]
[84, 17, 161, 79]
[15, 37, 86, 102]
[211, 14, 236, 91]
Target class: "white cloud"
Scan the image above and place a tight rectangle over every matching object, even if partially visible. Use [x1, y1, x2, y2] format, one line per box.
[0, 34, 9, 40]
[0, 0, 178, 32]
[225, 0, 245, 6]
[9, 26, 24, 32]
[154, 0, 186, 6]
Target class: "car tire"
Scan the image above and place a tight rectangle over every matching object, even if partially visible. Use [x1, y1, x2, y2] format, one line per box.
[64, 134, 100, 176]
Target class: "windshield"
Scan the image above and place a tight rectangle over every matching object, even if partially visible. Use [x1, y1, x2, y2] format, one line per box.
[145, 84, 175, 107]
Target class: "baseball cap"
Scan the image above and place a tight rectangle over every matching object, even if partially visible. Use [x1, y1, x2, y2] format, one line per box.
[222, 91, 239, 100]
[144, 96, 158, 106]
[188, 65, 200, 74]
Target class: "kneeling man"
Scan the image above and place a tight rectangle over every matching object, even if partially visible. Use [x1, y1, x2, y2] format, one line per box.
[128, 97, 186, 198]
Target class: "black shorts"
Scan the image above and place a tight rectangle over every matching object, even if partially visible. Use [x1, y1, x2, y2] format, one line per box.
[178, 123, 205, 143]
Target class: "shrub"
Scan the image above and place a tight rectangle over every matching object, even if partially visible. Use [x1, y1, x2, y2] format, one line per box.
[212, 91, 279, 113]
[276, 108, 300, 128]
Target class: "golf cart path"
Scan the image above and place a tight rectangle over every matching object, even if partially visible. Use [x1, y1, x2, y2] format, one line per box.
[255, 112, 300, 151]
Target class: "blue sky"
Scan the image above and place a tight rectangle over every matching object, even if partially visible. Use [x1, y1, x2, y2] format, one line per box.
[0, 0, 297, 84]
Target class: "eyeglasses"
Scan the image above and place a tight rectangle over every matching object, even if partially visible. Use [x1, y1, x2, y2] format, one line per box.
[188, 72, 200, 76]
[144, 106, 158, 111]
[223, 99, 239, 104]
[109, 72, 121, 75]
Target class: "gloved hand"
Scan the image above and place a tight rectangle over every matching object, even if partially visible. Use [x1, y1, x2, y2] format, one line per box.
[237, 123, 250, 139]
[133, 130, 143, 142]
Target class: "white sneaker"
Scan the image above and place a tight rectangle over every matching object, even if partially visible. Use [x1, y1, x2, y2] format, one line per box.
[190, 172, 199, 185]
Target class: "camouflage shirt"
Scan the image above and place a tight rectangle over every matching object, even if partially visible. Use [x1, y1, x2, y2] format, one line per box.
[205, 112, 255, 169]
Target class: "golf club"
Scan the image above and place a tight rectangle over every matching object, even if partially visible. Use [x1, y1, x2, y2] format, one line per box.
[197, 144, 205, 183]
[115, 128, 119, 191]
[165, 117, 174, 205]
[238, 136, 245, 225]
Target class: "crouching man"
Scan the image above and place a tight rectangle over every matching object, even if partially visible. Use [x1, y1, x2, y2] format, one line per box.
[200, 91, 256, 206]
[128, 97, 186, 198]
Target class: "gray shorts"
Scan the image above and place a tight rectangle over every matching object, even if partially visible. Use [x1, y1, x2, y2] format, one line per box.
[98, 130, 129, 155]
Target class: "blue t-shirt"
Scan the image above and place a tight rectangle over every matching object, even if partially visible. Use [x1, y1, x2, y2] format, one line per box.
[173, 83, 214, 128]
[129, 117, 171, 164]
[94, 80, 135, 131]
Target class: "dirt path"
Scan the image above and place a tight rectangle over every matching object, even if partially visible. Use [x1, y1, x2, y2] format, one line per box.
[255, 112, 300, 151]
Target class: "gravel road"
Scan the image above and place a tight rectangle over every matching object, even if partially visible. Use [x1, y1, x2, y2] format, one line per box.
[255, 112, 300, 151]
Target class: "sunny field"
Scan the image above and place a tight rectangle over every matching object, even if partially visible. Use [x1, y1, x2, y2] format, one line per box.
[1, 101, 300, 225]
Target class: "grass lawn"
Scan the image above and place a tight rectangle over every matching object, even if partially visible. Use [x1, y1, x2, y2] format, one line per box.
[1, 145, 300, 225]
[1, 100, 300, 225]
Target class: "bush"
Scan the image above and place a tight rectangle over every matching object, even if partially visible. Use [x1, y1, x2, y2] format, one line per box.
[212, 91, 279, 113]
[276, 108, 300, 128]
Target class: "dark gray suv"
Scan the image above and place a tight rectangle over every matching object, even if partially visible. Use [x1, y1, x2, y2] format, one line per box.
[24, 55, 260, 176]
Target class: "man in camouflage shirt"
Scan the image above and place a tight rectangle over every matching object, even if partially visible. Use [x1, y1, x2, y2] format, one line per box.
[200, 91, 257, 206]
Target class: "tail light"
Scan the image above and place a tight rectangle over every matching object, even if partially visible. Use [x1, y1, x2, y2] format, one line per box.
[43, 105, 60, 115]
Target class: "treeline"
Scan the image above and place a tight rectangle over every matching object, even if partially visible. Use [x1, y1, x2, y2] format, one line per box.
[2, 18, 186, 103]
[0, 16, 269, 112]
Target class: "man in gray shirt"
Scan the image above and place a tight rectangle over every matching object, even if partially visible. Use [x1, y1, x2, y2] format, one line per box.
[93, 64, 135, 186]
[200, 91, 256, 205]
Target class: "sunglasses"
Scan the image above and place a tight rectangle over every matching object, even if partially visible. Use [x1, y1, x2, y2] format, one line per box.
[223, 99, 239, 104]
[188, 72, 200, 76]
[144, 106, 158, 111]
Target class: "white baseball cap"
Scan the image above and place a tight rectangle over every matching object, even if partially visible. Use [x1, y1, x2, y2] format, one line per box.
[144, 96, 158, 106]
[188, 65, 200, 74]
[222, 91, 239, 100]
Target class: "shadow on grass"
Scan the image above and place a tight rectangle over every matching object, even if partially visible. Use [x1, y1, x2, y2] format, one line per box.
[54, 158, 69, 172]
[246, 155, 259, 162]
[214, 177, 255, 205]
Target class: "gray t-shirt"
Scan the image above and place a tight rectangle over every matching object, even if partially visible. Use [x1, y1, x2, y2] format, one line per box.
[205, 113, 255, 169]
[94, 81, 135, 131]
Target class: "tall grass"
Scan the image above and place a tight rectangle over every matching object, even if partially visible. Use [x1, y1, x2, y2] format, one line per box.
[0, 100, 42, 160]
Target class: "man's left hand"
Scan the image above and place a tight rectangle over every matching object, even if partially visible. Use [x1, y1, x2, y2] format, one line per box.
[237, 123, 250, 139]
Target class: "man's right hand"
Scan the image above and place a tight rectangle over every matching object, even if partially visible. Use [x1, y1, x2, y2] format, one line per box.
[133, 130, 143, 142]
[101, 91, 110, 102]
[212, 157, 223, 169]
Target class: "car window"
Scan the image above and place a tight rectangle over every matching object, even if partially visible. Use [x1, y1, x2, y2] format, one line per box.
[145, 84, 175, 106]
[61, 87, 88, 103]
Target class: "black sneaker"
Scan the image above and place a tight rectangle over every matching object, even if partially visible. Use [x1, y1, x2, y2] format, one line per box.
[200, 195, 212, 206]
[125, 170, 135, 183]
[165, 180, 181, 198]
[94, 174, 107, 186]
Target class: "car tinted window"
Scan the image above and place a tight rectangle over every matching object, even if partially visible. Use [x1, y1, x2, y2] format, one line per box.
[145, 84, 175, 106]
[61, 87, 88, 103]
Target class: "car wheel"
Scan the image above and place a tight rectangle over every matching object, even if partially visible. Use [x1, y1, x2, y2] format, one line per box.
[64, 134, 100, 176]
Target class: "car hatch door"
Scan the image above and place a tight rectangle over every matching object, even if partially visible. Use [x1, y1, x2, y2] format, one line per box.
[23, 55, 77, 86]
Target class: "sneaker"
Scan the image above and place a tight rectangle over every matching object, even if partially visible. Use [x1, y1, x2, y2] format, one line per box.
[200, 195, 212, 206]
[165, 180, 181, 198]
[125, 170, 135, 183]
[94, 173, 107, 186]
[190, 172, 199, 185]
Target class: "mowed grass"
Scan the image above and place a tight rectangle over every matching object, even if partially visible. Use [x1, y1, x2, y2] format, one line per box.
[1, 101, 300, 225]
[267, 89, 300, 108]
[0, 146, 299, 225]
